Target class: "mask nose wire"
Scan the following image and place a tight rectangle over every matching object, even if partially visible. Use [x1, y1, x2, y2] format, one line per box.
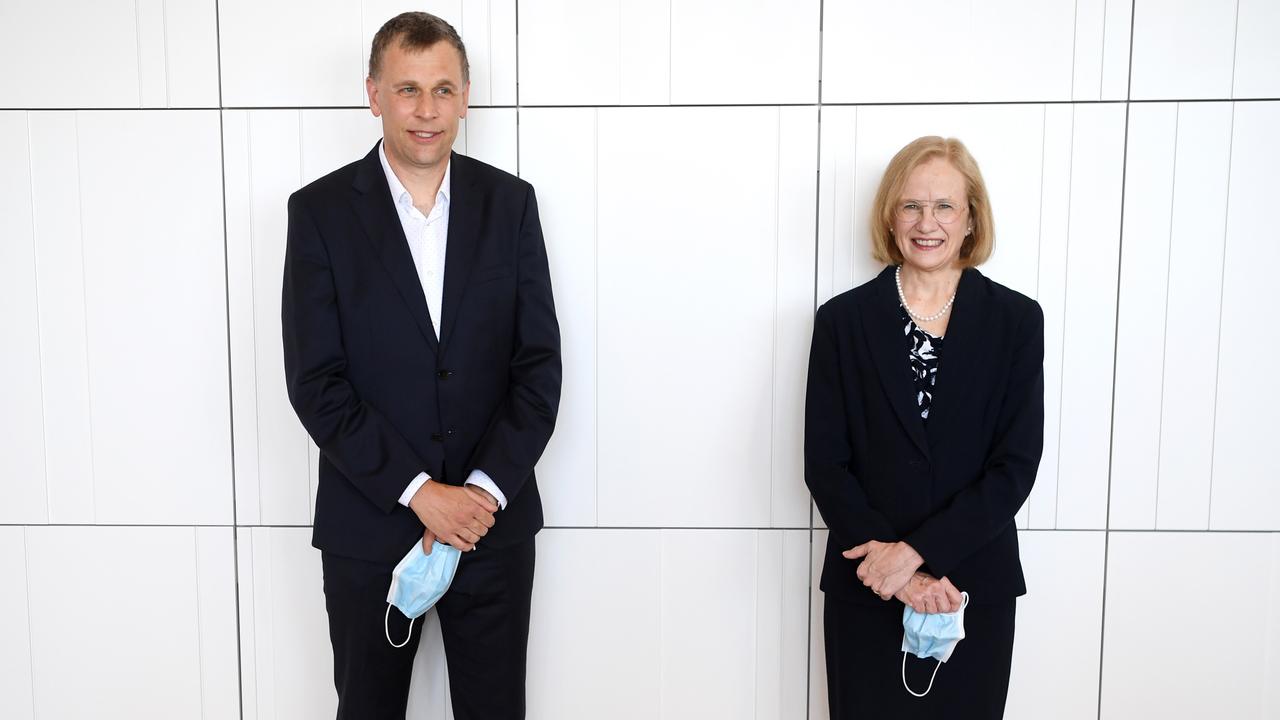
[902, 653, 943, 698]
[385, 604, 417, 648]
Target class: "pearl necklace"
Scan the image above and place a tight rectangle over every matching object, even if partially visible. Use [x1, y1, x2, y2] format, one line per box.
[895, 265, 957, 323]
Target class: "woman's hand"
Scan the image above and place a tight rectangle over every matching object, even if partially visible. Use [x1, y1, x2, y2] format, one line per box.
[843, 540, 925, 600]
[894, 572, 963, 614]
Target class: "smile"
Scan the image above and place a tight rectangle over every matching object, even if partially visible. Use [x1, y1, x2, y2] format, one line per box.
[911, 237, 944, 249]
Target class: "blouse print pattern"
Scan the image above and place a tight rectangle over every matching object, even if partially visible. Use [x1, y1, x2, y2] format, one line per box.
[903, 308, 943, 420]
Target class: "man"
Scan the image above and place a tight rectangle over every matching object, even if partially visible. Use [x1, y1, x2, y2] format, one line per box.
[281, 12, 561, 719]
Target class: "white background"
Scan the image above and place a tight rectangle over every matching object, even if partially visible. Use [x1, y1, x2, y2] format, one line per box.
[2, 0, 1278, 718]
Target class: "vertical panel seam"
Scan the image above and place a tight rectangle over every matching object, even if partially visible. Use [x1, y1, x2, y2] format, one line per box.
[1206, 102, 1235, 529]
[73, 112, 98, 524]
[1099, 5, 1139, 716]
[770, 106, 780, 528]
[296, 109, 310, 523]
[1153, 102, 1179, 529]
[667, 0, 673, 105]
[488, 0, 494, 108]
[246, 112, 263, 524]
[162, 0, 171, 107]
[593, 107, 599, 526]
[807, 1, 825, 705]
[193, 528, 207, 720]
[357, 0, 366, 105]
[616, 0, 623, 105]
[210, 2, 246, 714]
[1053, 104, 1075, 529]
[657, 530, 664, 718]
[1070, 0, 1080, 98]
[1098, 0, 1108, 99]
[27, 112, 52, 524]
[850, 107, 859, 287]
[1030, 103, 1047, 527]
[133, 0, 144, 107]
[23, 527, 37, 716]
[1229, 0, 1241, 98]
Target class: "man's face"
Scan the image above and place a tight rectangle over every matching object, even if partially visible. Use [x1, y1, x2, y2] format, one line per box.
[367, 40, 469, 175]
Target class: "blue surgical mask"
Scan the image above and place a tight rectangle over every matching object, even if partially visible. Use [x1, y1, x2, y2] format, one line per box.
[384, 540, 461, 647]
[900, 591, 969, 697]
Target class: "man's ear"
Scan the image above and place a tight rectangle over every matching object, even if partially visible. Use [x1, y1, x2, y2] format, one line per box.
[367, 76, 382, 117]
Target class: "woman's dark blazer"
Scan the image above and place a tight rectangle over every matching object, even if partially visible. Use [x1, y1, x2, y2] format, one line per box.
[805, 265, 1044, 606]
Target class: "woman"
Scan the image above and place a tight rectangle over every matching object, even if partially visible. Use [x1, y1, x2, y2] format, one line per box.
[805, 136, 1044, 718]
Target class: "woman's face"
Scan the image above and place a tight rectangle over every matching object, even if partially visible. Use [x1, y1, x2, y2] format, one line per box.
[891, 157, 971, 275]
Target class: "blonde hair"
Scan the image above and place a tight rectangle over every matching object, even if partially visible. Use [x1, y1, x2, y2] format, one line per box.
[869, 136, 994, 267]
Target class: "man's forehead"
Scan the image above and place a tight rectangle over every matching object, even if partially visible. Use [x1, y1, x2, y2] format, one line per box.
[386, 40, 463, 68]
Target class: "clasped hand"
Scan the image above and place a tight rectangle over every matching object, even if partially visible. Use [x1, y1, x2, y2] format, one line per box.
[409, 480, 497, 553]
[843, 540, 963, 613]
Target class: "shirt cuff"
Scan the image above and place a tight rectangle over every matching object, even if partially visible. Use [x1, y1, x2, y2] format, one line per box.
[464, 469, 507, 510]
[398, 471, 430, 507]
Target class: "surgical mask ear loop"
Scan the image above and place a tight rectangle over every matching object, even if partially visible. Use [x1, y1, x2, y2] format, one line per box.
[902, 654, 943, 697]
[385, 604, 418, 648]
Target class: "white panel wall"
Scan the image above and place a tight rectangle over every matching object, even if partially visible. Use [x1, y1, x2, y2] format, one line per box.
[2, 1, 1277, 718]
[1101, 532, 1280, 719]
[5, 527, 239, 719]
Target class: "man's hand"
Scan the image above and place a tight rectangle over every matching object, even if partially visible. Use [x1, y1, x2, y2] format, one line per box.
[409, 480, 497, 552]
[893, 572, 963, 614]
[843, 540, 925, 600]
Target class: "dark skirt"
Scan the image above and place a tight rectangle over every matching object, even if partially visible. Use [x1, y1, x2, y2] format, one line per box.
[824, 594, 1016, 720]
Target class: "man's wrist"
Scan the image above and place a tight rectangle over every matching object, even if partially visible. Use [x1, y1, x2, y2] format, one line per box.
[399, 472, 431, 507]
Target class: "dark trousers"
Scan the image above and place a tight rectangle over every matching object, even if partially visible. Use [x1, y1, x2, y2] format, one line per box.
[321, 537, 536, 720]
[824, 594, 1016, 720]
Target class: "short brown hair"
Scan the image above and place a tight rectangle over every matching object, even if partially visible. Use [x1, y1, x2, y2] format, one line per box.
[368, 12, 469, 83]
[869, 136, 994, 267]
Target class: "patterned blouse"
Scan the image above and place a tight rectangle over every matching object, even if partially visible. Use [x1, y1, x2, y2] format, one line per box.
[903, 308, 943, 421]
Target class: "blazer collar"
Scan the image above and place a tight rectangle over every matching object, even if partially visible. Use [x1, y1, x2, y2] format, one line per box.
[352, 141, 439, 352]
[439, 152, 483, 353]
[351, 145, 486, 355]
[922, 266, 990, 447]
[861, 266, 931, 456]
[860, 265, 989, 456]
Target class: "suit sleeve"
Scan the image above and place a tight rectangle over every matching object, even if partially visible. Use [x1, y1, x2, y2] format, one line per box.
[469, 186, 562, 502]
[281, 193, 425, 513]
[904, 301, 1045, 577]
[804, 303, 899, 545]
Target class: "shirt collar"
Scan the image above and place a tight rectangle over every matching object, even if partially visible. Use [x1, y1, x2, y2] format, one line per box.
[378, 140, 450, 213]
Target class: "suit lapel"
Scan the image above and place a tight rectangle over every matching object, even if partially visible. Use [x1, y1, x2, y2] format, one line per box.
[923, 268, 989, 447]
[861, 266, 931, 458]
[439, 152, 482, 353]
[350, 142, 439, 353]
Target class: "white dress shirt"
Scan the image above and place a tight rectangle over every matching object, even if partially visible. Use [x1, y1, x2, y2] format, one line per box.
[378, 142, 507, 511]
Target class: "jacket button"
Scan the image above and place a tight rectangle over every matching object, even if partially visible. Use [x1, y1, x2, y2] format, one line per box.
[446, 428, 454, 437]
[436, 369, 452, 379]
[430, 432, 443, 442]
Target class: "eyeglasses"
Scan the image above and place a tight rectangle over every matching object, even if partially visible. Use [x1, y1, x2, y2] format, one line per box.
[895, 200, 966, 224]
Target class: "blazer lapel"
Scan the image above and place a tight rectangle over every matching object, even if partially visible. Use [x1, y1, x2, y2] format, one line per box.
[350, 142, 440, 353]
[439, 152, 482, 353]
[923, 268, 989, 447]
[861, 266, 931, 458]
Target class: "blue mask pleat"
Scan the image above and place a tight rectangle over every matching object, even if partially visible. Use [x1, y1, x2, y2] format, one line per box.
[384, 541, 461, 647]
[900, 591, 969, 697]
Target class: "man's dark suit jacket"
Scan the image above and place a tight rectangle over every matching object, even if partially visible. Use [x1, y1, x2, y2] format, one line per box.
[282, 144, 561, 563]
[805, 265, 1044, 605]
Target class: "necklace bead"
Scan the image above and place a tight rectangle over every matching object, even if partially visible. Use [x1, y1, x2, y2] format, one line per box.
[895, 265, 957, 323]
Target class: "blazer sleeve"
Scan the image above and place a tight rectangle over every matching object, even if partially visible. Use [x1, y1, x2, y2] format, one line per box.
[469, 186, 562, 502]
[281, 193, 425, 513]
[804, 303, 899, 545]
[904, 300, 1045, 577]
